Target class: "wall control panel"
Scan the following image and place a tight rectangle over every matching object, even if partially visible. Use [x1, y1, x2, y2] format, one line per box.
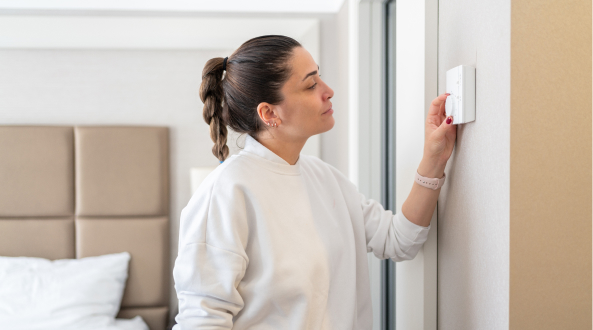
[445, 65, 476, 124]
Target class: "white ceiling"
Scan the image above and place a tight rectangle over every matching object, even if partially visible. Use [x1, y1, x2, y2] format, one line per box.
[0, 0, 335, 51]
[0, 16, 320, 50]
[0, 0, 346, 14]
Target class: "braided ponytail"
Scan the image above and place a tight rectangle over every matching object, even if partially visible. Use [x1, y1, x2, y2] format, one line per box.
[199, 36, 302, 163]
[200, 57, 230, 162]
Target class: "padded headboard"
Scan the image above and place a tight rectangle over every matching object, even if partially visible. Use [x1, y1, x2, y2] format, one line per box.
[0, 126, 170, 330]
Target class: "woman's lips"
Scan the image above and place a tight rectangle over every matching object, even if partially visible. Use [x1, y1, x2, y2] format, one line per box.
[322, 106, 333, 115]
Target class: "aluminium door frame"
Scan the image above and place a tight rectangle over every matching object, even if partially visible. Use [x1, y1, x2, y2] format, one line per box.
[350, 0, 438, 329]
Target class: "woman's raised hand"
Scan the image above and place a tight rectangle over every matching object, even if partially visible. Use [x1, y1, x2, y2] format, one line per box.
[423, 93, 457, 170]
[402, 93, 457, 227]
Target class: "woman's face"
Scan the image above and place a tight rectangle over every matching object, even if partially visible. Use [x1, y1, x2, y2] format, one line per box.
[260, 46, 335, 140]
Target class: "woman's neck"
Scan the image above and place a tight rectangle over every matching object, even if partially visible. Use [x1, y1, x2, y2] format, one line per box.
[254, 133, 306, 165]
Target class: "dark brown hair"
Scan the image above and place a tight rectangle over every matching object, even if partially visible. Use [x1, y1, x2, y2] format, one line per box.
[199, 35, 302, 162]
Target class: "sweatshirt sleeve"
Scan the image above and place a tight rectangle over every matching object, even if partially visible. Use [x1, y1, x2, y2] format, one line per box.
[173, 174, 249, 329]
[322, 159, 431, 262]
[359, 192, 431, 262]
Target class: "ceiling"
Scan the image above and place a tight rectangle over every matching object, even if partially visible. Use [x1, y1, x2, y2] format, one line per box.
[0, 0, 338, 51]
[0, 0, 347, 15]
[0, 16, 320, 50]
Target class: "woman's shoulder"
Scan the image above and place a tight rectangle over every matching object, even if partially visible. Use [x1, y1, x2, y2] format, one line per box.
[190, 154, 253, 199]
[299, 153, 327, 169]
[181, 155, 251, 226]
[299, 154, 357, 190]
[299, 153, 346, 178]
[178, 155, 253, 248]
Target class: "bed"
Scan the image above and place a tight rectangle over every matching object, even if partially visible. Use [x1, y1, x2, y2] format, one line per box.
[0, 126, 171, 330]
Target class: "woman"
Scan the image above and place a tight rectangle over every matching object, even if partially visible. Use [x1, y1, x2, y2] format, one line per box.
[172, 35, 456, 329]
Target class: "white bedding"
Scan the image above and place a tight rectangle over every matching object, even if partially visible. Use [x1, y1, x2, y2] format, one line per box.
[0, 252, 149, 330]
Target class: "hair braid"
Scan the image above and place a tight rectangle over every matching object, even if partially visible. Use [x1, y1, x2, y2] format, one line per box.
[199, 36, 302, 162]
[200, 57, 230, 162]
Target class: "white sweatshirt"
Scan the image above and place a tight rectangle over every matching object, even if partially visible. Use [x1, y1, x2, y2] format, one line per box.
[172, 134, 431, 330]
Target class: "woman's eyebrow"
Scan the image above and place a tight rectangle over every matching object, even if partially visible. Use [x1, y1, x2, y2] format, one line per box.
[301, 65, 320, 82]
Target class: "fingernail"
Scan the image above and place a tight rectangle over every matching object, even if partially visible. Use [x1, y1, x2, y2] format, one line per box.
[446, 117, 452, 124]
[445, 93, 451, 96]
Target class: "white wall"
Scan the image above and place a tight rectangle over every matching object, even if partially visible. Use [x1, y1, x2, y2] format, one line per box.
[437, 0, 510, 329]
[319, 0, 349, 176]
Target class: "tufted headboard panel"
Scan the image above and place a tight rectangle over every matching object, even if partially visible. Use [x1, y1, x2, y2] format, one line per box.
[0, 125, 170, 330]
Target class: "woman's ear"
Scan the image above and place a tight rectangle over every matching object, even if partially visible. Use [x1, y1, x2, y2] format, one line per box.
[257, 102, 278, 123]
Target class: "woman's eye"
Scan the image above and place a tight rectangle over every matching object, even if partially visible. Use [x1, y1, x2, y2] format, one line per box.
[309, 83, 317, 89]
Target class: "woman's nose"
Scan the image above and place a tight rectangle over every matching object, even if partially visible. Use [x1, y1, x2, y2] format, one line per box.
[326, 85, 334, 100]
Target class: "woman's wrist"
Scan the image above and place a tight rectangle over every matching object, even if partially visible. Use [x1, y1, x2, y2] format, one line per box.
[417, 156, 446, 178]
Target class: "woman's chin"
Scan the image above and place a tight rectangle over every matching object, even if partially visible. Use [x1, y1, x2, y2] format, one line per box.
[320, 117, 335, 133]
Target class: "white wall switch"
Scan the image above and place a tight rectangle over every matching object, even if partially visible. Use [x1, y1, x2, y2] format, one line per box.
[445, 65, 476, 124]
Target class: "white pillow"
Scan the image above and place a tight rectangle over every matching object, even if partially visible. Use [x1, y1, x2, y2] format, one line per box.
[0, 252, 148, 330]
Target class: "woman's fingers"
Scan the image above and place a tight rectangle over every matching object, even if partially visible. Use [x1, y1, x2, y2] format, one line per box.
[431, 114, 454, 142]
[426, 96, 447, 128]
[427, 93, 449, 117]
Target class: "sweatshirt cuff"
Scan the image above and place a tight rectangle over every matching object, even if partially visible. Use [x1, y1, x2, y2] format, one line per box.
[396, 211, 431, 243]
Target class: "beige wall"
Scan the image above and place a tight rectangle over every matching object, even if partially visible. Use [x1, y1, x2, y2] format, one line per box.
[510, 0, 591, 328]
[438, 0, 591, 329]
